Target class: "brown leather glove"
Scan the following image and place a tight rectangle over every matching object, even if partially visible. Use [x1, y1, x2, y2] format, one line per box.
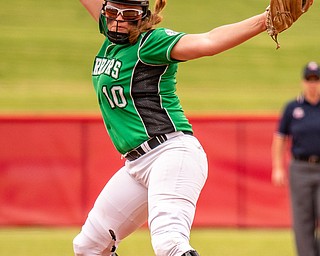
[266, 0, 313, 49]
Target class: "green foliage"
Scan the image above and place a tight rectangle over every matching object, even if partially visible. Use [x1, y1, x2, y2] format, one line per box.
[0, 228, 295, 256]
[1, 1, 320, 114]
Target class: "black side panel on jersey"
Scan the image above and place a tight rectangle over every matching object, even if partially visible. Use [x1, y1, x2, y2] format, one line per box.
[131, 61, 175, 137]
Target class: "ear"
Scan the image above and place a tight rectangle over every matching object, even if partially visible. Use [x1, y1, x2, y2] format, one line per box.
[142, 9, 151, 21]
[146, 10, 151, 18]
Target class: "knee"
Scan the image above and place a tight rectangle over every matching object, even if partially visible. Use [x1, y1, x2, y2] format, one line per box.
[73, 233, 96, 256]
[73, 226, 120, 256]
[73, 233, 115, 256]
[151, 232, 193, 256]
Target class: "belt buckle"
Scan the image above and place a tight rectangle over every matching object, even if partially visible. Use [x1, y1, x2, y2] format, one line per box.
[125, 149, 142, 161]
[308, 155, 319, 164]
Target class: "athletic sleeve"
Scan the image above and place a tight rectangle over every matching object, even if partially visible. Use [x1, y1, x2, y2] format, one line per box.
[138, 28, 186, 65]
[278, 102, 294, 136]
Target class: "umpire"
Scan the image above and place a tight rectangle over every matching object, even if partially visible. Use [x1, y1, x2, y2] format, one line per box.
[272, 61, 320, 256]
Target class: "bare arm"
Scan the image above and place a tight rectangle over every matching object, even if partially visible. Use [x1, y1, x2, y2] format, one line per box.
[171, 12, 267, 61]
[271, 133, 288, 186]
[80, 0, 103, 22]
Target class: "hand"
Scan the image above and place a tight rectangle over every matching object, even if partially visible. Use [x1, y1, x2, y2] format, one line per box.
[272, 167, 287, 186]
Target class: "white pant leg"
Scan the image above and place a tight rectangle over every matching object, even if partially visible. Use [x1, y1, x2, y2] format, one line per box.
[148, 135, 208, 256]
[73, 167, 148, 256]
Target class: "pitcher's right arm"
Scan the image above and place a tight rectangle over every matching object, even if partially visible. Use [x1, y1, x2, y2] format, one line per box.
[80, 0, 103, 21]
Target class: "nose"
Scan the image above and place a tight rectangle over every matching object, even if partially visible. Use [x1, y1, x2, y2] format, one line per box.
[115, 12, 125, 21]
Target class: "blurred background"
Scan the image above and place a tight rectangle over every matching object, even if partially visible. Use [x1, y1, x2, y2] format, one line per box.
[1, 0, 320, 115]
[1, 0, 320, 255]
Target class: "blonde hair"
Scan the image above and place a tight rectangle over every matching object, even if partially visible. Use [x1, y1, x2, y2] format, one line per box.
[129, 0, 167, 44]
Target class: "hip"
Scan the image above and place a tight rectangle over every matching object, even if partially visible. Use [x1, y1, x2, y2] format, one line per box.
[124, 133, 208, 187]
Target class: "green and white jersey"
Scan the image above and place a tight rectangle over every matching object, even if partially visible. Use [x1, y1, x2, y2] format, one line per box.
[92, 28, 193, 154]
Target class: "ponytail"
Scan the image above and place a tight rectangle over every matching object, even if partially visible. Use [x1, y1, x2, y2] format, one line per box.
[150, 0, 166, 25]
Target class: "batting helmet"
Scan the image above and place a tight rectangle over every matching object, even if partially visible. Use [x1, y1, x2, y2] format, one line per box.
[100, 0, 150, 44]
[107, 0, 149, 7]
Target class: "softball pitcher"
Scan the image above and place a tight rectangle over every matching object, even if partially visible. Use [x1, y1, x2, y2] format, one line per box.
[73, 0, 268, 255]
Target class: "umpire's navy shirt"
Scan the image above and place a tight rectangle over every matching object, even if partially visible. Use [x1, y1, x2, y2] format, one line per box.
[278, 96, 320, 157]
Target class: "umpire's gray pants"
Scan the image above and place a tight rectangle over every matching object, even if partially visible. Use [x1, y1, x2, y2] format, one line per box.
[290, 160, 320, 256]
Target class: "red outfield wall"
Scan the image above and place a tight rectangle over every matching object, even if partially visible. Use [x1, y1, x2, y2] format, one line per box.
[0, 115, 291, 227]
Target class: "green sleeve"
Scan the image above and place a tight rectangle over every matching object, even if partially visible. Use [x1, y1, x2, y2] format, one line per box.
[138, 28, 186, 65]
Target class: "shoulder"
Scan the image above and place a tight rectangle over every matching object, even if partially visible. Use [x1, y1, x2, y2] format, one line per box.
[138, 28, 185, 64]
[281, 98, 307, 120]
[279, 99, 297, 117]
[139, 28, 185, 49]
[142, 28, 185, 40]
[284, 97, 304, 109]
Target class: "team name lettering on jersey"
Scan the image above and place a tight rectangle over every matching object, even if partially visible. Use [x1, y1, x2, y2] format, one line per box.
[93, 57, 122, 79]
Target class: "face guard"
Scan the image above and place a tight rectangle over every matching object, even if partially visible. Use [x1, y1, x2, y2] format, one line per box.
[99, 0, 150, 44]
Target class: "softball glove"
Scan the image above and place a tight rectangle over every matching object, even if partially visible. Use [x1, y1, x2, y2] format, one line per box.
[266, 0, 313, 49]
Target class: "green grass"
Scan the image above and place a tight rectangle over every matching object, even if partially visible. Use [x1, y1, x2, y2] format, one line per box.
[0, 227, 296, 256]
[1, 1, 320, 115]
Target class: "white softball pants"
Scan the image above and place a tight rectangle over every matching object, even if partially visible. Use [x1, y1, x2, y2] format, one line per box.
[73, 132, 208, 256]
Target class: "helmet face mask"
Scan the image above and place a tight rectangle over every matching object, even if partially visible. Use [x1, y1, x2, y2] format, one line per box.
[100, 0, 150, 44]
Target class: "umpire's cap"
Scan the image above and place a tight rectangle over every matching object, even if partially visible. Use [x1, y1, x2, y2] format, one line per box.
[303, 61, 320, 80]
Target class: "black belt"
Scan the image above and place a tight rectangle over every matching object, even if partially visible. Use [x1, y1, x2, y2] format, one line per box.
[124, 131, 193, 161]
[294, 155, 320, 164]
